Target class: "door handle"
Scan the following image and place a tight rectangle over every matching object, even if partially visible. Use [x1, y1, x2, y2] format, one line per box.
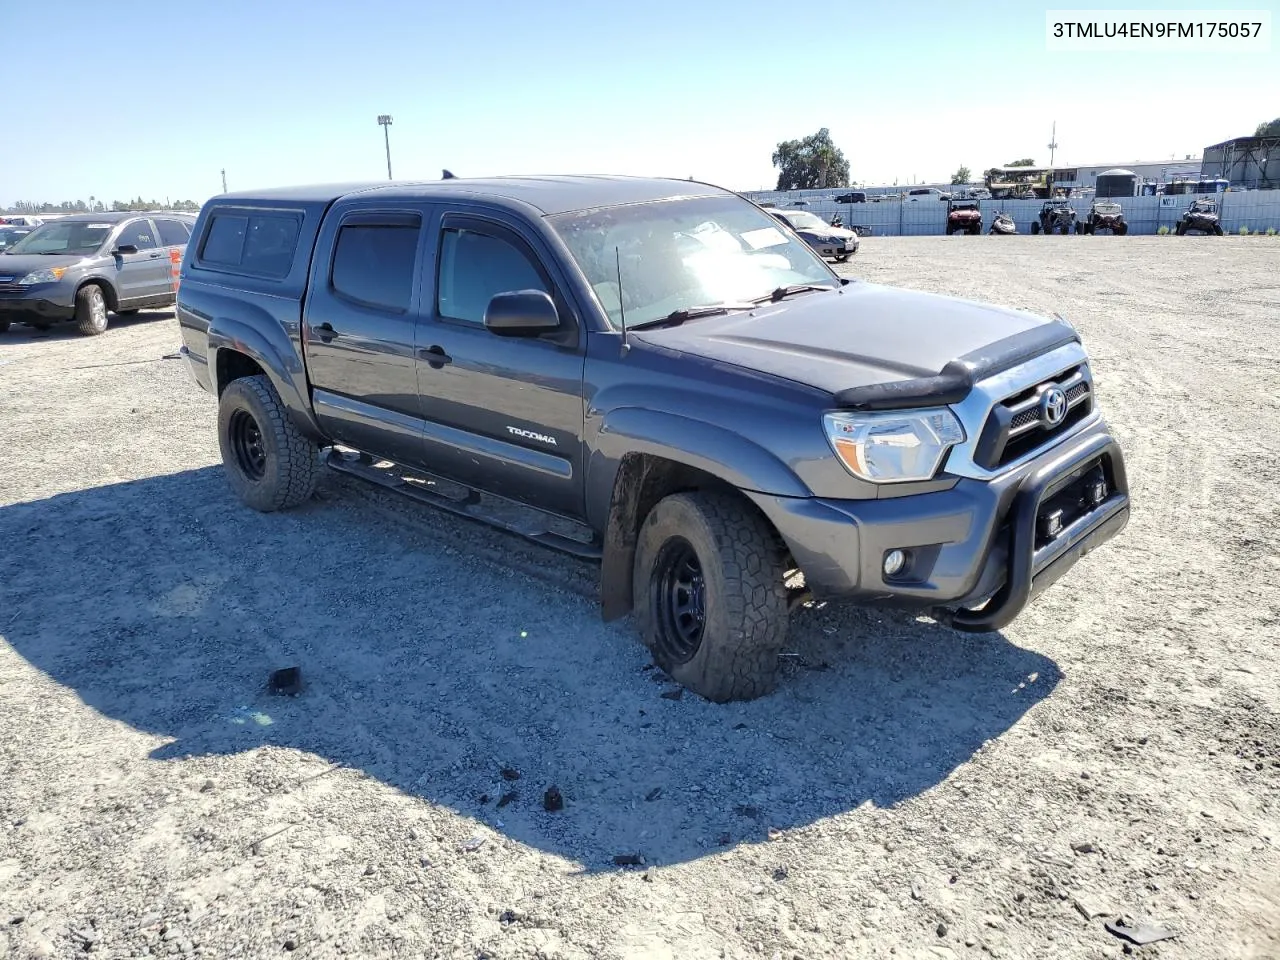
[419, 344, 452, 368]
[315, 322, 339, 343]
[148, 252, 163, 259]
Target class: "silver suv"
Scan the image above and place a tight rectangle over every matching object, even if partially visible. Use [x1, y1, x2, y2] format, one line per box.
[0, 211, 196, 336]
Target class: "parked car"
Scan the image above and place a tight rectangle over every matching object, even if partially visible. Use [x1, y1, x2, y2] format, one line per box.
[0, 211, 196, 335]
[175, 175, 1130, 703]
[905, 188, 949, 201]
[768, 208, 860, 261]
[1175, 198, 1223, 236]
[834, 192, 867, 204]
[0, 215, 44, 227]
[945, 199, 983, 235]
[1079, 200, 1128, 235]
[0, 225, 35, 251]
[1031, 199, 1076, 235]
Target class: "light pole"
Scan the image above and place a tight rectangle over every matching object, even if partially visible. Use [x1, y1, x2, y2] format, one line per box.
[377, 114, 394, 180]
[1047, 121, 1058, 168]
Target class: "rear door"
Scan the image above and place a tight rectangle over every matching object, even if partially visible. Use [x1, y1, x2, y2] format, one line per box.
[153, 217, 193, 298]
[302, 203, 427, 465]
[109, 218, 172, 306]
[411, 210, 588, 519]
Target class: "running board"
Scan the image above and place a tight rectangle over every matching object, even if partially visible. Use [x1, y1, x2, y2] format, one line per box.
[324, 450, 603, 561]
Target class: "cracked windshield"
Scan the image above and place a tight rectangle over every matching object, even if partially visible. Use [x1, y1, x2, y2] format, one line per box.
[550, 195, 834, 328]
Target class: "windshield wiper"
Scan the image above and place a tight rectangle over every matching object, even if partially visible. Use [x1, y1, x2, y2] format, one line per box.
[753, 283, 836, 304]
[626, 302, 754, 331]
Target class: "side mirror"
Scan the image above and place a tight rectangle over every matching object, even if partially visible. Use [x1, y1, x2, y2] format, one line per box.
[113, 244, 139, 256]
[484, 289, 560, 336]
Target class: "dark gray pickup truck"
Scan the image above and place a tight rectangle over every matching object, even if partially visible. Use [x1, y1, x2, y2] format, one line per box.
[177, 175, 1130, 702]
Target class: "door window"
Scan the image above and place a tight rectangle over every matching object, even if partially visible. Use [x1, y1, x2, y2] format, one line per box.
[330, 220, 421, 313]
[437, 227, 548, 324]
[117, 220, 158, 250]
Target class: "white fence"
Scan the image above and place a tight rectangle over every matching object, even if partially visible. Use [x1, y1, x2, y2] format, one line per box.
[742, 190, 1280, 237]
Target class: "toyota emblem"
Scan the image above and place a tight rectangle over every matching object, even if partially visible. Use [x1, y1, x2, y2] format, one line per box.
[1040, 386, 1068, 426]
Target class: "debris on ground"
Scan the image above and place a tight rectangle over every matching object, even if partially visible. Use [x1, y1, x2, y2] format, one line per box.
[612, 853, 645, 867]
[496, 791, 517, 809]
[267, 667, 303, 696]
[1104, 918, 1177, 946]
[543, 786, 564, 812]
[500, 767, 521, 781]
[660, 688, 684, 701]
[645, 787, 663, 802]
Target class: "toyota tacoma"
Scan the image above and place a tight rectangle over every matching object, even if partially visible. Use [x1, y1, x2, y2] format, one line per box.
[176, 176, 1131, 702]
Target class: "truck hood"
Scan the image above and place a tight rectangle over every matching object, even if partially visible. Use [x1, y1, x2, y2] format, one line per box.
[0, 253, 87, 279]
[632, 282, 1057, 396]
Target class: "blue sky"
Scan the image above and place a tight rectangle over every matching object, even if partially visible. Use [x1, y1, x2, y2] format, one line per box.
[4, 0, 1275, 205]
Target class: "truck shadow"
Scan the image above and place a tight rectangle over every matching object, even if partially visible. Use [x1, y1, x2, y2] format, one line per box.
[0, 467, 1060, 871]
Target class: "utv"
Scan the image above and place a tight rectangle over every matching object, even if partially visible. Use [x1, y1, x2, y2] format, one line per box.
[1175, 198, 1224, 236]
[1031, 199, 1076, 235]
[945, 199, 982, 235]
[1079, 200, 1128, 235]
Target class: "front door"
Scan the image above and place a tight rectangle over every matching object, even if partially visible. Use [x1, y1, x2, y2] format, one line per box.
[413, 211, 587, 519]
[302, 205, 427, 466]
[109, 218, 172, 307]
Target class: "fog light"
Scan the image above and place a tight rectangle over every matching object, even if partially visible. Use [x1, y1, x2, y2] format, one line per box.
[1039, 509, 1064, 541]
[1088, 478, 1108, 505]
[883, 549, 908, 578]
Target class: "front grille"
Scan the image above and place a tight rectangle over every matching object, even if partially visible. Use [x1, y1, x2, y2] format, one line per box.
[973, 365, 1093, 470]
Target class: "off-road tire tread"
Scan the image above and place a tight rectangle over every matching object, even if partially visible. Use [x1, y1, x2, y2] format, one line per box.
[74, 284, 108, 337]
[634, 491, 789, 703]
[219, 374, 318, 512]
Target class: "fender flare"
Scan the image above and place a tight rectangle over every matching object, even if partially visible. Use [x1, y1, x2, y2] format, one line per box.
[207, 317, 326, 444]
[588, 408, 811, 622]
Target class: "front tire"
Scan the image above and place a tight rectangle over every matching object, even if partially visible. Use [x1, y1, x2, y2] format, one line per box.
[1031, 221, 1041, 235]
[74, 284, 108, 336]
[633, 491, 789, 703]
[217, 375, 320, 512]
[1212, 224, 1224, 236]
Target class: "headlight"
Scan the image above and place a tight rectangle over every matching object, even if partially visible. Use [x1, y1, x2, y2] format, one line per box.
[18, 267, 66, 285]
[823, 408, 965, 483]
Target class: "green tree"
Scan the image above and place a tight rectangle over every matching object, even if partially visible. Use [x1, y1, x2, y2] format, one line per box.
[1008, 158, 1036, 167]
[771, 128, 851, 191]
[1256, 117, 1280, 137]
[950, 166, 972, 185]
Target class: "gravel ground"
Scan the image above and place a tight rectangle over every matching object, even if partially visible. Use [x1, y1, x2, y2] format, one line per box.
[1, 235, 1278, 960]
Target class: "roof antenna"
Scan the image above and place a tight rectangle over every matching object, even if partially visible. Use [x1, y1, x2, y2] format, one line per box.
[442, 169, 457, 180]
[615, 245, 629, 355]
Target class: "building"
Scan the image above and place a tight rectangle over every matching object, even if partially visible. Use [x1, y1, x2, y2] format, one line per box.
[1053, 158, 1202, 191]
[1201, 136, 1280, 190]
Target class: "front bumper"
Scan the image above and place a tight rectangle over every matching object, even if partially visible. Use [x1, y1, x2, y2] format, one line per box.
[0, 291, 76, 322]
[746, 419, 1130, 632]
[816, 240, 858, 257]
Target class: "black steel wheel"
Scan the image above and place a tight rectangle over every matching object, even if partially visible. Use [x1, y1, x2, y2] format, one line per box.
[228, 409, 267, 481]
[217, 374, 320, 512]
[650, 537, 706, 664]
[632, 491, 789, 702]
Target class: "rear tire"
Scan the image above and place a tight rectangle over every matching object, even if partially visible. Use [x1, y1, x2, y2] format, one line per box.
[1176, 222, 1187, 236]
[74, 284, 108, 336]
[217, 374, 320, 512]
[1116, 223, 1128, 236]
[633, 491, 789, 703]
[1031, 221, 1041, 234]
